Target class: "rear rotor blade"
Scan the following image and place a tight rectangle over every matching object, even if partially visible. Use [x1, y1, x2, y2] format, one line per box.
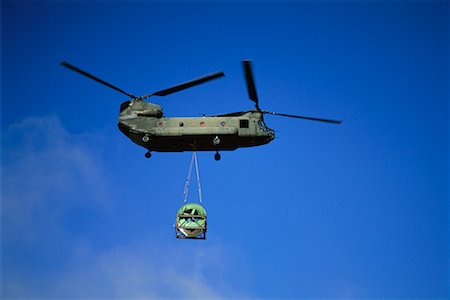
[262, 111, 342, 124]
[242, 60, 260, 109]
[142, 71, 224, 99]
[60, 62, 137, 99]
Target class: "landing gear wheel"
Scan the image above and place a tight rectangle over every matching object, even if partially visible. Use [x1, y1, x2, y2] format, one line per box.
[214, 152, 221, 161]
[145, 151, 152, 159]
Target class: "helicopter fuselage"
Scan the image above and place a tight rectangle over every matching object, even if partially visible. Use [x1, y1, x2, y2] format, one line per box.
[118, 99, 275, 152]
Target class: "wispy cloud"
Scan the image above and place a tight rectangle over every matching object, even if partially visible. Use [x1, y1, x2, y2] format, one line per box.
[1, 116, 241, 299]
[1, 116, 113, 298]
[51, 241, 226, 299]
[2, 116, 109, 243]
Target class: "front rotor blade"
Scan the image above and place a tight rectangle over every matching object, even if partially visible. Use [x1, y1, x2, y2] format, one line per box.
[262, 111, 342, 124]
[242, 60, 259, 109]
[60, 62, 137, 99]
[145, 71, 225, 98]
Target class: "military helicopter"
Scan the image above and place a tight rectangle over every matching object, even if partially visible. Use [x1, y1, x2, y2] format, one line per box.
[61, 60, 341, 160]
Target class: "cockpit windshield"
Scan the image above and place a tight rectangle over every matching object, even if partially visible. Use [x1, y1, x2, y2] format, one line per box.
[257, 120, 268, 132]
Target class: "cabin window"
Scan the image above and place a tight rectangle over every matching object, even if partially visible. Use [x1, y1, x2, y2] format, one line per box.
[240, 119, 249, 128]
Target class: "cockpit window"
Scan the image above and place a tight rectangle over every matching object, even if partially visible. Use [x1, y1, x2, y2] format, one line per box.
[119, 101, 131, 113]
[258, 120, 268, 131]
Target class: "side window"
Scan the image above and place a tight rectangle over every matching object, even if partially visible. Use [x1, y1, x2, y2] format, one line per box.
[239, 119, 249, 128]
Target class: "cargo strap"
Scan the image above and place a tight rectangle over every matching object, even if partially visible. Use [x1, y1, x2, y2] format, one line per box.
[182, 152, 203, 204]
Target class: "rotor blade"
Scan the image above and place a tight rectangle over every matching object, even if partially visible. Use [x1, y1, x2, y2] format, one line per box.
[144, 71, 225, 98]
[262, 111, 342, 124]
[60, 61, 137, 98]
[242, 60, 259, 109]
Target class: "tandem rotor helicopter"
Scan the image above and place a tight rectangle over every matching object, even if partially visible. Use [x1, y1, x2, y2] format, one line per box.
[61, 60, 342, 161]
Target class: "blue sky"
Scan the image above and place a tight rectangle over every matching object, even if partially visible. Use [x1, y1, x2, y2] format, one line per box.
[1, 0, 448, 299]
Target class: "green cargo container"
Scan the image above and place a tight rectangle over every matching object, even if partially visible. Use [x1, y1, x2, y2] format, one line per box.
[175, 203, 207, 239]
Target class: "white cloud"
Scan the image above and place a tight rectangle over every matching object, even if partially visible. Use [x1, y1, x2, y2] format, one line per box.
[2, 116, 109, 244]
[51, 241, 226, 299]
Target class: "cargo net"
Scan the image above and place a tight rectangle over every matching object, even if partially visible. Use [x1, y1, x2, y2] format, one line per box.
[175, 152, 207, 239]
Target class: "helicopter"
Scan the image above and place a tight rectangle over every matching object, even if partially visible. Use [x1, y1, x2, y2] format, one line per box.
[61, 60, 342, 160]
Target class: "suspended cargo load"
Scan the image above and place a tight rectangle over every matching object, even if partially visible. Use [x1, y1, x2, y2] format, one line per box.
[175, 203, 207, 239]
[176, 152, 207, 239]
